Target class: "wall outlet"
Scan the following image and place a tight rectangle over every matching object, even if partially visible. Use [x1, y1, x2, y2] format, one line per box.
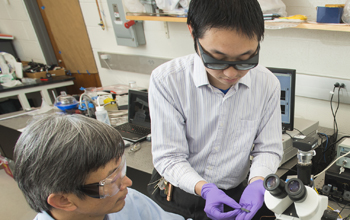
[296, 74, 350, 105]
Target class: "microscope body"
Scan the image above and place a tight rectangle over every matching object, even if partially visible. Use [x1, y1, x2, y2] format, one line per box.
[265, 185, 328, 220]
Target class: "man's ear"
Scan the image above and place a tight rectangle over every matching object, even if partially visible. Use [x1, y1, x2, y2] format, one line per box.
[47, 193, 77, 212]
[187, 24, 194, 39]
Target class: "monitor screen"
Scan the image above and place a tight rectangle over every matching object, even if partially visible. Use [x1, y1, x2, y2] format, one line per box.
[0, 39, 19, 61]
[267, 67, 296, 132]
[128, 90, 151, 128]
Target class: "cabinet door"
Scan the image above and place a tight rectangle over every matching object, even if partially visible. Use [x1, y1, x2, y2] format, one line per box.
[37, 0, 101, 94]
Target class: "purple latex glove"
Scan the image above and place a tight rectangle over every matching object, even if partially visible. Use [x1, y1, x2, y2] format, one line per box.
[201, 183, 241, 220]
[235, 179, 265, 220]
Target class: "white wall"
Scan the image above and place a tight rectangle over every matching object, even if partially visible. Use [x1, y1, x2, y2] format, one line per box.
[79, 0, 350, 134]
[1, 0, 349, 134]
[0, 0, 45, 63]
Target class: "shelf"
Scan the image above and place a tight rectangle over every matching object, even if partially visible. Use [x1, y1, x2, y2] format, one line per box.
[125, 13, 187, 23]
[125, 13, 350, 32]
[293, 22, 350, 32]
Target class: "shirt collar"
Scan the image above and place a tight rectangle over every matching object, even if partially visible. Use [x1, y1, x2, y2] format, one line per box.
[238, 70, 251, 89]
[192, 53, 252, 89]
[193, 53, 210, 87]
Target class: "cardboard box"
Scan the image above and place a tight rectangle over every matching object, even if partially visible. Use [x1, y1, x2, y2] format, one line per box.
[24, 69, 66, 79]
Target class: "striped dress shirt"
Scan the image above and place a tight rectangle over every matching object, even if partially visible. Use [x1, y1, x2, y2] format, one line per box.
[149, 53, 283, 195]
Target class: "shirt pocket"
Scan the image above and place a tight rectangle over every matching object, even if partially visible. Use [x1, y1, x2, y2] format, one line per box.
[231, 119, 259, 150]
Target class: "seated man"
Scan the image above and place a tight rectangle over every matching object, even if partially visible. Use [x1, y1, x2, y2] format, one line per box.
[13, 114, 185, 220]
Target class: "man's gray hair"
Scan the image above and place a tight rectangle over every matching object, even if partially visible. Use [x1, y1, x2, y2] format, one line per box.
[13, 113, 125, 213]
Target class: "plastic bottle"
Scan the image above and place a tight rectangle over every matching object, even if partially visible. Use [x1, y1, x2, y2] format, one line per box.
[95, 96, 111, 125]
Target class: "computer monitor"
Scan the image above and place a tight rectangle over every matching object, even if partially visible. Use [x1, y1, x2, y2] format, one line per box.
[267, 67, 296, 132]
[0, 39, 19, 61]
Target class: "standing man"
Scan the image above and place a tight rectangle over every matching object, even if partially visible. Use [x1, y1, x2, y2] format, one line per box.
[147, 0, 283, 219]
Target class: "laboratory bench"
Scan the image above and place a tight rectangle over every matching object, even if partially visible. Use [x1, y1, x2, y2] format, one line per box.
[0, 76, 75, 112]
[1, 110, 350, 217]
[0, 108, 153, 196]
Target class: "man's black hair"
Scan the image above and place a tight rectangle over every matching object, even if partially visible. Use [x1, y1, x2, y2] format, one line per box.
[187, 0, 264, 41]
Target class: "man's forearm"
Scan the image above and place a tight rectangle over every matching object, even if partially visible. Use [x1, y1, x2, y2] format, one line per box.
[249, 176, 264, 184]
[195, 180, 208, 196]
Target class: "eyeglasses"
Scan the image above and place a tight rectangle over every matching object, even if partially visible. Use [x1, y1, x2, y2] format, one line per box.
[79, 155, 127, 199]
[196, 39, 260, 71]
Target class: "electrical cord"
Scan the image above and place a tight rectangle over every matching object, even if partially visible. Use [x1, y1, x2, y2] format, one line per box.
[328, 196, 350, 211]
[330, 86, 337, 138]
[334, 87, 341, 141]
[315, 85, 341, 169]
[315, 188, 343, 219]
[327, 205, 342, 219]
[314, 150, 350, 179]
[102, 59, 113, 70]
[315, 135, 350, 173]
[321, 136, 350, 155]
[285, 132, 293, 139]
[340, 203, 350, 216]
[318, 132, 329, 163]
[294, 128, 304, 135]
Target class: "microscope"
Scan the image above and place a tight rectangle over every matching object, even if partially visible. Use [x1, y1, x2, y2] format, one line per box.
[263, 136, 331, 220]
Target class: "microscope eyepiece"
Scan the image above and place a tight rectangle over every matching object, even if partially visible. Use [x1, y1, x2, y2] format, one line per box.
[285, 178, 307, 202]
[263, 174, 287, 199]
[288, 180, 300, 192]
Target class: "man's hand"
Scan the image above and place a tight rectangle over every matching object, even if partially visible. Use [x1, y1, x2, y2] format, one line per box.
[235, 179, 265, 220]
[201, 183, 241, 220]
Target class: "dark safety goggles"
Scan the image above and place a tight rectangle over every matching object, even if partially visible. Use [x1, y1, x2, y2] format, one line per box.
[197, 39, 260, 71]
[79, 155, 127, 199]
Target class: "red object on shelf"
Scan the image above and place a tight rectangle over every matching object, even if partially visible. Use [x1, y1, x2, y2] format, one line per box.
[0, 34, 14, 40]
[124, 20, 136, 29]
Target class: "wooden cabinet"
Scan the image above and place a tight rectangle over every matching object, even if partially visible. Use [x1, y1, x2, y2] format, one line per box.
[36, 0, 102, 94]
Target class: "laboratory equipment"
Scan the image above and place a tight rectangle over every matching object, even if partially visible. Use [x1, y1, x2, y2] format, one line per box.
[336, 138, 350, 169]
[95, 96, 111, 125]
[267, 67, 296, 132]
[264, 135, 329, 219]
[78, 93, 96, 118]
[293, 135, 318, 186]
[264, 174, 328, 220]
[54, 91, 79, 111]
[114, 90, 151, 142]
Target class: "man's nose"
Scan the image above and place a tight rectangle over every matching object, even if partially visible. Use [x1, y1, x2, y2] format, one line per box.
[223, 66, 239, 79]
[120, 176, 133, 190]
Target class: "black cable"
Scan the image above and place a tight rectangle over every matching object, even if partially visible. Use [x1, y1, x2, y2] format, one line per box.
[344, 215, 350, 220]
[333, 87, 341, 141]
[315, 135, 350, 173]
[330, 86, 336, 136]
[340, 203, 350, 215]
[294, 128, 304, 135]
[322, 135, 350, 154]
[285, 132, 293, 139]
[318, 133, 329, 163]
[327, 196, 349, 210]
[317, 86, 342, 168]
